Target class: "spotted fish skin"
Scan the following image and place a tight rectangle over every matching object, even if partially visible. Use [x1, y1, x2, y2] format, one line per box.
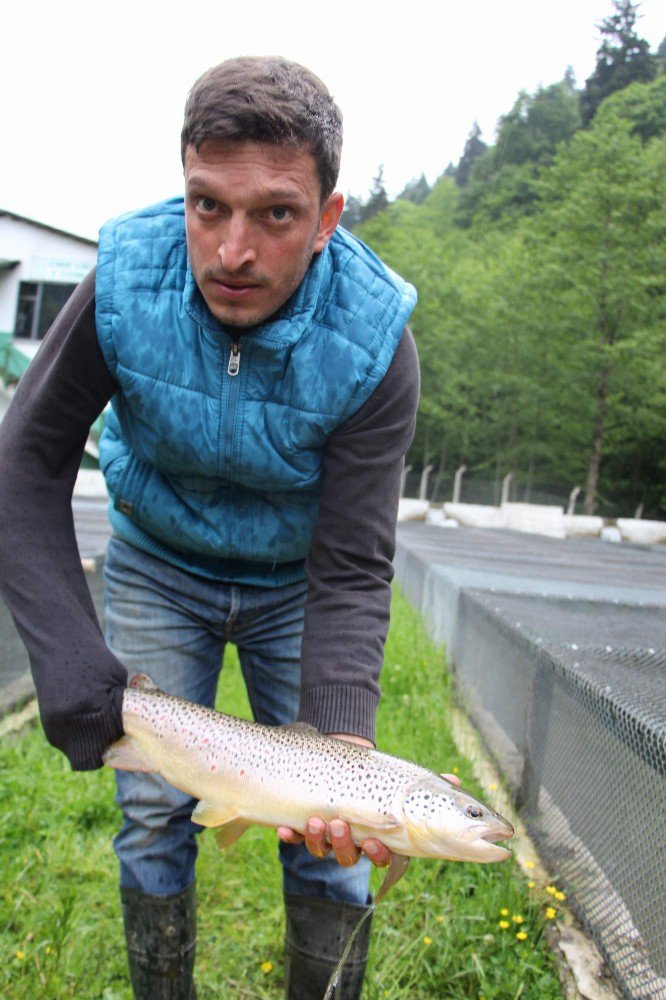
[103, 674, 513, 863]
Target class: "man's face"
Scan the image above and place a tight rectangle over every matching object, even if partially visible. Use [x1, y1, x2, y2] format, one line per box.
[184, 140, 343, 330]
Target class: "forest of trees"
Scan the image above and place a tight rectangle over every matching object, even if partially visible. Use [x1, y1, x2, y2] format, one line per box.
[343, 1, 666, 518]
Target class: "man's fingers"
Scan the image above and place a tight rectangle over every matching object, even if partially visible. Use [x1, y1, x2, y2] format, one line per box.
[442, 772, 461, 787]
[277, 825, 305, 845]
[329, 819, 361, 866]
[304, 817, 332, 858]
[279, 817, 393, 869]
[361, 838, 392, 868]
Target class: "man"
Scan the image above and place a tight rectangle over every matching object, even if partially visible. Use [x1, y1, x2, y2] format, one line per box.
[0, 57, 420, 998]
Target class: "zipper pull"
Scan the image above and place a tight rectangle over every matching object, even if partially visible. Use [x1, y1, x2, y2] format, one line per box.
[227, 342, 241, 376]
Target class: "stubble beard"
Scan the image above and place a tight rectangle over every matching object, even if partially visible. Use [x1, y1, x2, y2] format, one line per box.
[202, 230, 320, 333]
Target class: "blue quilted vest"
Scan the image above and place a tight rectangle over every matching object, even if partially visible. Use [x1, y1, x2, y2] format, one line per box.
[95, 197, 416, 585]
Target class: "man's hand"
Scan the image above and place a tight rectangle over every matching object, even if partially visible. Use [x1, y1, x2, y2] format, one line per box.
[277, 732, 461, 868]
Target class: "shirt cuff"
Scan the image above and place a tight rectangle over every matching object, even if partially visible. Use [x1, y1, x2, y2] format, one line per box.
[44, 692, 125, 772]
[298, 684, 379, 746]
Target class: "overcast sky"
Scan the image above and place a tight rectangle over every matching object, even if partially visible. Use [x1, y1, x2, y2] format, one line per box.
[2, 0, 664, 240]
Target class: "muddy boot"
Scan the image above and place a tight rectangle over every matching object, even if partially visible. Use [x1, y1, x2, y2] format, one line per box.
[283, 893, 373, 1000]
[120, 884, 197, 999]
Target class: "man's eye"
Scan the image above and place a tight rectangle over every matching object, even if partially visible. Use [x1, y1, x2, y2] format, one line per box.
[269, 206, 291, 222]
[197, 197, 217, 213]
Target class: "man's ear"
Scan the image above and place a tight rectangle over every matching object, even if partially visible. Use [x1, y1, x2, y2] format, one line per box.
[313, 193, 344, 252]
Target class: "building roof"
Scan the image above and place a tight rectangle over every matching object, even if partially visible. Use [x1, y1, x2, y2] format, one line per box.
[0, 209, 97, 247]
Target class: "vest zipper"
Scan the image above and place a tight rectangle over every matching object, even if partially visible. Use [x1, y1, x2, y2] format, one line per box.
[222, 339, 243, 477]
[227, 341, 241, 376]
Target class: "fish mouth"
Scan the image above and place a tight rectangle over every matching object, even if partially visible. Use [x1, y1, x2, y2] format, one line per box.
[482, 825, 514, 843]
[479, 841, 512, 861]
[462, 822, 514, 860]
[465, 822, 514, 845]
[477, 823, 514, 861]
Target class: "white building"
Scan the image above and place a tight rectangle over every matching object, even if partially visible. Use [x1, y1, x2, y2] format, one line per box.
[0, 209, 97, 338]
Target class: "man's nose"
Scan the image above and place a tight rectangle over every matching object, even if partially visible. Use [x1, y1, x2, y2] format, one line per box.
[216, 217, 256, 271]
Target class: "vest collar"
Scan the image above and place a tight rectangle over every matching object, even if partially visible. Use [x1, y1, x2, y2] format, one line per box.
[182, 238, 333, 349]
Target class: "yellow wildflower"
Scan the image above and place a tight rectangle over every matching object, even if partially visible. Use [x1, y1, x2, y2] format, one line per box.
[555, 891, 566, 901]
[500, 908, 509, 916]
[516, 931, 528, 941]
[545, 885, 557, 895]
[525, 861, 535, 869]
[488, 783, 498, 791]
[545, 907, 557, 920]
[452, 766, 459, 774]
[16, 951, 25, 961]
[527, 881, 536, 889]
[499, 920, 510, 929]
[512, 915, 524, 924]
[261, 961, 273, 974]
[436, 915, 445, 923]
[423, 936, 432, 945]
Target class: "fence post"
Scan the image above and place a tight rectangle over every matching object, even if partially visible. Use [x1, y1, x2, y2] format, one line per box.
[419, 465, 433, 501]
[567, 486, 581, 516]
[452, 465, 467, 503]
[501, 472, 514, 506]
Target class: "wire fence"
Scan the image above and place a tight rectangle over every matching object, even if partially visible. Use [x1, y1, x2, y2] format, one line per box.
[395, 522, 666, 1000]
[402, 467, 642, 517]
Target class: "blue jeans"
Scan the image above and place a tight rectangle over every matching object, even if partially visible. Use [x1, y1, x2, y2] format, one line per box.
[104, 537, 371, 903]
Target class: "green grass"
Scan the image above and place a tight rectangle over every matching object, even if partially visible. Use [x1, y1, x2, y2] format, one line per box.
[0, 588, 563, 998]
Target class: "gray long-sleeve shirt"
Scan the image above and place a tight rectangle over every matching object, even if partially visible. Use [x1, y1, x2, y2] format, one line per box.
[0, 268, 419, 769]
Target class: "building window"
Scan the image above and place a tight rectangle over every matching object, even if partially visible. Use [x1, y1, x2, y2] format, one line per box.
[14, 281, 76, 339]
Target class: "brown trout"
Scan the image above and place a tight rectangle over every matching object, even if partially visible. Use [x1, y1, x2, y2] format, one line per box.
[103, 674, 513, 867]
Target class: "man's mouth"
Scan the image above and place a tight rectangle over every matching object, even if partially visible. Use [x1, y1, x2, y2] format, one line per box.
[210, 278, 261, 300]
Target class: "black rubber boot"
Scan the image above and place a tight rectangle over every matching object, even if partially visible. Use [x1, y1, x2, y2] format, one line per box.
[120, 884, 197, 1000]
[284, 893, 373, 1000]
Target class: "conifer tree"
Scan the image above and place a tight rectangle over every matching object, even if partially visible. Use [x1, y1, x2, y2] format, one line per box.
[398, 174, 431, 205]
[580, 0, 656, 125]
[358, 165, 390, 223]
[455, 122, 487, 188]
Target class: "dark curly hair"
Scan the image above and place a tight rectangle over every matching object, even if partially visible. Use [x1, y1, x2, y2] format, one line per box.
[181, 56, 343, 201]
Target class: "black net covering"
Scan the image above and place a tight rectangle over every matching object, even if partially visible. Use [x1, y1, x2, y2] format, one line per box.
[396, 523, 666, 999]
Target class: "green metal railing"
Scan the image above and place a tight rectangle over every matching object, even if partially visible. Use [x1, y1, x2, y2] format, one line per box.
[0, 332, 32, 384]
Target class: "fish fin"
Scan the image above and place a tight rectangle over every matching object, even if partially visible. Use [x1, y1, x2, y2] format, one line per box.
[347, 812, 402, 833]
[191, 799, 242, 829]
[403, 811, 440, 855]
[127, 673, 159, 691]
[279, 721, 319, 734]
[102, 736, 157, 773]
[191, 800, 251, 849]
[215, 821, 251, 850]
[374, 854, 410, 904]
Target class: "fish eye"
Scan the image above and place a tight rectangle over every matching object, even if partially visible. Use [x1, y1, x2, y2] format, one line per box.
[466, 805, 484, 819]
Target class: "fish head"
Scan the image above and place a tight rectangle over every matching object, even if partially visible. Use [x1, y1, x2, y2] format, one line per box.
[401, 776, 514, 863]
